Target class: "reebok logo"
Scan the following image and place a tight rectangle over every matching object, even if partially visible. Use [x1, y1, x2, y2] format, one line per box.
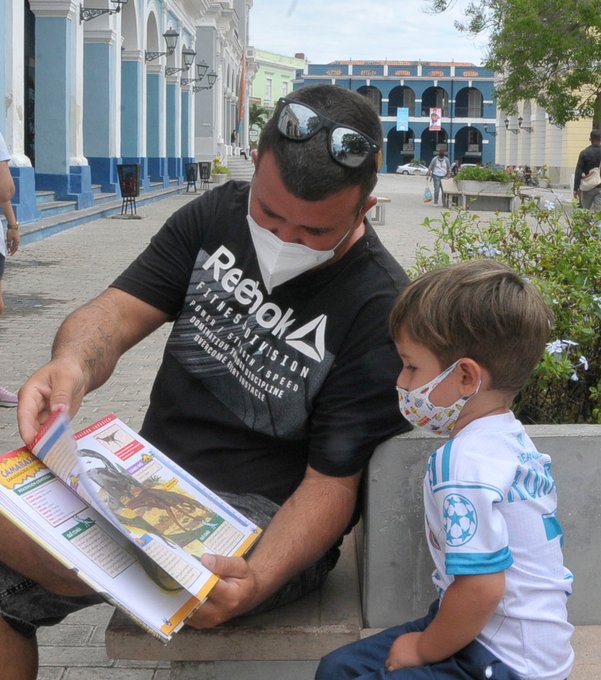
[202, 246, 327, 362]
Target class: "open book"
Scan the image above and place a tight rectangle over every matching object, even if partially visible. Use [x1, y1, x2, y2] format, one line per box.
[0, 410, 262, 641]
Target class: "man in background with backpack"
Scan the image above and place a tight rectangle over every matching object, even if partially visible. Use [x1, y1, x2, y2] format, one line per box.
[426, 147, 451, 205]
[573, 129, 601, 211]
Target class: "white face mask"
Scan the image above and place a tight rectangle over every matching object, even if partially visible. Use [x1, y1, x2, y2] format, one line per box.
[247, 202, 351, 294]
[396, 360, 479, 436]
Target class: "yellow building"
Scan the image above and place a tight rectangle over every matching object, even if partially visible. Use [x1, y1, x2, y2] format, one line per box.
[495, 103, 594, 188]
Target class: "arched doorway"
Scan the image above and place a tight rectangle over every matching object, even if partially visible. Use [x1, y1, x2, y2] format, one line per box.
[357, 85, 382, 115]
[387, 127, 416, 172]
[24, 0, 35, 165]
[420, 86, 448, 117]
[455, 126, 483, 164]
[388, 86, 416, 117]
[455, 87, 483, 118]
[421, 126, 448, 163]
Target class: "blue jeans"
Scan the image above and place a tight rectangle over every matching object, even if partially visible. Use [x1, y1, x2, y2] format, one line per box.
[315, 601, 522, 680]
[431, 176, 444, 204]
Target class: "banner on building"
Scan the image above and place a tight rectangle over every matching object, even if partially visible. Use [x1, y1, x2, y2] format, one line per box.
[429, 107, 442, 131]
[396, 107, 409, 132]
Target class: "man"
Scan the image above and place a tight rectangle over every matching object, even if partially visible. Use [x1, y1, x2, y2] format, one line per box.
[426, 148, 450, 205]
[573, 128, 601, 211]
[3, 85, 411, 679]
[0, 131, 20, 407]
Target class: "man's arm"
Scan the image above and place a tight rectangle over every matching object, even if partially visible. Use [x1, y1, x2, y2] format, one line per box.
[188, 465, 362, 628]
[18, 287, 169, 444]
[386, 572, 505, 670]
[574, 150, 586, 194]
[0, 159, 15, 203]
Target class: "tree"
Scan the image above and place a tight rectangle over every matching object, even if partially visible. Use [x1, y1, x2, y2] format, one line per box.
[249, 103, 270, 134]
[428, 0, 601, 127]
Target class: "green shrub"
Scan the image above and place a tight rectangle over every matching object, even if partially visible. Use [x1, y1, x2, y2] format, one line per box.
[212, 157, 230, 175]
[455, 165, 512, 183]
[412, 201, 601, 424]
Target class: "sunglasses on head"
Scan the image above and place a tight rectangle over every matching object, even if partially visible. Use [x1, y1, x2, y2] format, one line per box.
[275, 98, 381, 170]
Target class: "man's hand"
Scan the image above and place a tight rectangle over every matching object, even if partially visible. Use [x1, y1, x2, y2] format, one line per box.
[386, 632, 424, 670]
[186, 554, 258, 628]
[18, 358, 87, 445]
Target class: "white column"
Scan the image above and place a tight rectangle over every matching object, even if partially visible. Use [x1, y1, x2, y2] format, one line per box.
[3, 0, 29, 166]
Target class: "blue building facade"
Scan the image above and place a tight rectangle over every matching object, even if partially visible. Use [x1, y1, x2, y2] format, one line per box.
[294, 61, 497, 173]
[1, 0, 251, 225]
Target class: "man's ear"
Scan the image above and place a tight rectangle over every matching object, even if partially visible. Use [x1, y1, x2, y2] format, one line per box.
[251, 148, 259, 166]
[356, 195, 377, 226]
[456, 358, 482, 396]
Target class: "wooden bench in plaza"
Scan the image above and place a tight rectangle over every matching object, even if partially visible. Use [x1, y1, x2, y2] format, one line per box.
[106, 425, 601, 679]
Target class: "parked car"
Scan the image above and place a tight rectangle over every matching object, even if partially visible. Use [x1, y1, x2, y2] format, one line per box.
[396, 160, 428, 176]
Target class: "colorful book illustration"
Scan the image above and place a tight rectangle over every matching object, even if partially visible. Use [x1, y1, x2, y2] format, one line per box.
[0, 410, 262, 641]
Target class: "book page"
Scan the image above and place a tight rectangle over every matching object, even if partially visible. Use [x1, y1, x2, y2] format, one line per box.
[0, 447, 200, 641]
[31, 411, 262, 600]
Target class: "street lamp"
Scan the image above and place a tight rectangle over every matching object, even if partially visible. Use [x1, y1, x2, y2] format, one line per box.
[518, 116, 533, 133]
[80, 0, 127, 23]
[165, 48, 196, 76]
[181, 61, 210, 87]
[193, 70, 218, 93]
[145, 29, 179, 62]
[504, 118, 520, 135]
[483, 123, 497, 137]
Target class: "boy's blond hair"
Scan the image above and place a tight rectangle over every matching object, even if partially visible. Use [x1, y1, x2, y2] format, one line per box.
[389, 260, 554, 394]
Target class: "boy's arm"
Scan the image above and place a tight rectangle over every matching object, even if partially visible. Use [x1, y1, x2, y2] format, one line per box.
[386, 572, 505, 670]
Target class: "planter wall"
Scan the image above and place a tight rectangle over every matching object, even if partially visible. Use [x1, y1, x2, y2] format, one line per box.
[211, 174, 230, 185]
[457, 179, 513, 195]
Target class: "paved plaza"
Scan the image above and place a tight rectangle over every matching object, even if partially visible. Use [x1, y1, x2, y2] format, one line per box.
[0, 175, 597, 678]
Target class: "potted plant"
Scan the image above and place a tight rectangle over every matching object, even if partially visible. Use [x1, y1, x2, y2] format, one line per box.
[454, 165, 514, 195]
[211, 156, 231, 185]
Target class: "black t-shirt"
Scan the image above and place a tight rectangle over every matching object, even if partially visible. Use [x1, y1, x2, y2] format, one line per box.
[112, 181, 411, 504]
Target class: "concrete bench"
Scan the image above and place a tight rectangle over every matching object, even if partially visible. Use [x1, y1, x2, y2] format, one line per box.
[441, 178, 461, 208]
[105, 427, 601, 677]
[106, 531, 362, 679]
[461, 191, 515, 212]
[361, 425, 601, 628]
[370, 196, 391, 225]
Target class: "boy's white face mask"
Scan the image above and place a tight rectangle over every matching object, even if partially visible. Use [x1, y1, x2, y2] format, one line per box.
[396, 360, 480, 436]
[247, 195, 351, 294]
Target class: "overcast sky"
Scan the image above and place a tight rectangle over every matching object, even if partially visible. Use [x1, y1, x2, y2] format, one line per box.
[249, 0, 488, 65]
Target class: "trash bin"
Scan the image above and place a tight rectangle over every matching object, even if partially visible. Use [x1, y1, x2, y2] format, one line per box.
[117, 163, 141, 215]
[185, 162, 198, 192]
[198, 161, 213, 190]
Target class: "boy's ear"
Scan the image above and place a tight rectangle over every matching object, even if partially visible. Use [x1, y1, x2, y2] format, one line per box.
[456, 358, 482, 396]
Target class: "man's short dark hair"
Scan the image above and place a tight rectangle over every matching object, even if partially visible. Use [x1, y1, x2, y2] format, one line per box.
[257, 84, 382, 205]
[590, 129, 601, 143]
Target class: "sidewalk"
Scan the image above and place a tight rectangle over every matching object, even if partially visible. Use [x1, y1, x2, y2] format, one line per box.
[0, 176, 597, 678]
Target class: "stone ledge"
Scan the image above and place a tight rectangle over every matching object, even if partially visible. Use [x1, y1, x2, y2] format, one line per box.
[106, 531, 362, 663]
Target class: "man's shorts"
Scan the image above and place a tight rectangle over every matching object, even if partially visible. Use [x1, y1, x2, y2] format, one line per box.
[0, 491, 340, 637]
[0, 253, 5, 280]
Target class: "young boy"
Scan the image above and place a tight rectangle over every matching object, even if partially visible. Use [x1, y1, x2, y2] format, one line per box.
[316, 259, 574, 680]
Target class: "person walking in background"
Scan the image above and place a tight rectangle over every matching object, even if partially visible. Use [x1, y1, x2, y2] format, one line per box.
[426, 148, 450, 205]
[573, 129, 601, 211]
[0, 131, 20, 408]
[316, 260, 574, 680]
